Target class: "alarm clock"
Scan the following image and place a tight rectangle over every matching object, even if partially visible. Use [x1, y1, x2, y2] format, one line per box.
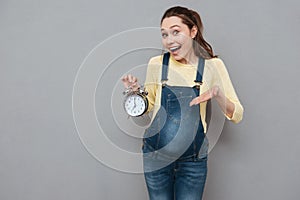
[123, 86, 148, 117]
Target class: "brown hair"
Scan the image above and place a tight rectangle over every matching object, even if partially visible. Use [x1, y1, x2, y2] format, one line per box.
[161, 6, 217, 59]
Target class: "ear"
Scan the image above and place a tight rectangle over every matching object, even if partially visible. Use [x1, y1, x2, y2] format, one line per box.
[191, 25, 198, 39]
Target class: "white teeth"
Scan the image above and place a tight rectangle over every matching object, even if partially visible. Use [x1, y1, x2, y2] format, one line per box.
[170, 46, 181, 52]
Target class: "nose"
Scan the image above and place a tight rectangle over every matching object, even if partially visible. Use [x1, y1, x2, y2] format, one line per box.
[166, 35, 174, 45]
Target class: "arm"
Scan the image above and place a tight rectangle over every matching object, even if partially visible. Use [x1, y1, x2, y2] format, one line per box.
[121, 57, 159, 114]
[190, 58, 244, 123]
[144, 57, 159, 113]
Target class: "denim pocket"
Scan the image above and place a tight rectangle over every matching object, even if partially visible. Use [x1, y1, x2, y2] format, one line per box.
[166, 95, 193, 109]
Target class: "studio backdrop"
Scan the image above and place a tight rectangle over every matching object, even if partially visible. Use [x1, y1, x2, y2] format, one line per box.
[1, 0, 299, 199]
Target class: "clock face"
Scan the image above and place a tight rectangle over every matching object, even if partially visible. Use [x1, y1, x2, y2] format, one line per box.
[124, 94, 147, 117]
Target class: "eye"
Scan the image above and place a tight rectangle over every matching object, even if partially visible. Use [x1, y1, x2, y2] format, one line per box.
[173, 30, 179, 36]
[161, 33, 168, 38]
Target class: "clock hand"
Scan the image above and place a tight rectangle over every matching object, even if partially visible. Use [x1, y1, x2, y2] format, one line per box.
[131, 97, 136, 112]
[133, 97, 137, 109]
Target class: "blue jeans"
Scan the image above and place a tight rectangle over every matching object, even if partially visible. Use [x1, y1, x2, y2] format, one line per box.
[143, 139, 208, 200]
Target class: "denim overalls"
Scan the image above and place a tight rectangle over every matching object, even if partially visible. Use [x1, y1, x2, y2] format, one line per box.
[143, 52, 208, 200]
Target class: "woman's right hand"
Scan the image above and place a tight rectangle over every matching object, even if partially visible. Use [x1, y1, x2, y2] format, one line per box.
[121, 74, 140, 91]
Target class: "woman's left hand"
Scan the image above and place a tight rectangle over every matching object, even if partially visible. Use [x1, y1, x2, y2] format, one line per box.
[189, 86, 220, 106]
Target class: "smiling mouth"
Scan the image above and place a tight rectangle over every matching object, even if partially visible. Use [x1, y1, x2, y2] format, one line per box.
[169, 45, 181, 52]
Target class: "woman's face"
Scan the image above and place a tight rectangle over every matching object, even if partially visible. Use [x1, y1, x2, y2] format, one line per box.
[161, 16, 197, 64]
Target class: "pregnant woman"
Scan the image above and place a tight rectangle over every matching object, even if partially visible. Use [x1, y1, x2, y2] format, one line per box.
[122, 6, 244, 200]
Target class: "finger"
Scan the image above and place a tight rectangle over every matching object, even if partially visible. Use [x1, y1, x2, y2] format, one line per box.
[199, 91, 212, 102]
[128, 74, 134, 83]
[189, 97, 201, 106]
[121, 75, 130, 88]
[121, 75, 129, 82]
[132, 82, 139, 87]
[189, 100, 194, 107]
[132, 76, 137, 83]
[213, 86, 220, 97]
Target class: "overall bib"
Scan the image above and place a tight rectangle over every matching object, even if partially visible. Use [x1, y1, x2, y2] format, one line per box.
[143, 53, 208, 200]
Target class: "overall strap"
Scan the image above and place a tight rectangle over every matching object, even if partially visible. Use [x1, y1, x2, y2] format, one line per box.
[161, 52, 205, 89]
[161, 52, 170, 86]
[194, 57, 205, 90]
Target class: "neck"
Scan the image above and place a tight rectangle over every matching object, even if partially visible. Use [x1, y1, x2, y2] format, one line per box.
[178, 50, 198, 65]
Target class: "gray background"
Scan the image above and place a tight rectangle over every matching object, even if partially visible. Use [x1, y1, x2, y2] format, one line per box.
[1, 0, 300, 199]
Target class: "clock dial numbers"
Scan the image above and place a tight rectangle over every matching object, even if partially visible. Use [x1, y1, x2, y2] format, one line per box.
[124, 93, 148, 117]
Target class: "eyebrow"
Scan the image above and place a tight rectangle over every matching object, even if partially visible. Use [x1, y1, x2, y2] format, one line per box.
[161, 25, 181, 31]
